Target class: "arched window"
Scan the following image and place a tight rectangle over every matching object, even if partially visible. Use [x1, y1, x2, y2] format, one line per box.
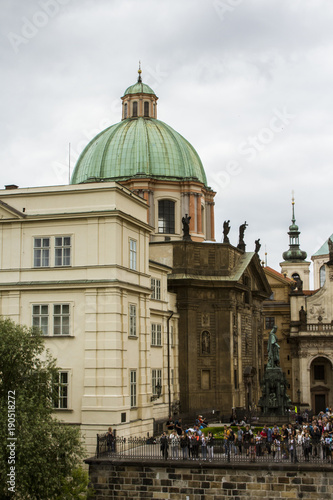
[320, 265, 326, 287]
[132, 101, 138, 117]
[124, 103, 128, 119]
[144, 102, 149, 117]
[153, 103, 156, 117]
[158, 200, 175, 234]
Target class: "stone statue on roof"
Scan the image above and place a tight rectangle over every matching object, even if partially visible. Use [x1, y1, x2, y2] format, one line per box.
[223, 220, 230, 243]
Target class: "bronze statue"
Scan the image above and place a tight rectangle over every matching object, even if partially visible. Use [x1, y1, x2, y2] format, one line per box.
[299, 306, 307, 325]
[255, 238, 261, 253]
[223, 220, 230, 243]
[182, 214, 192, 241]
[267, 325, 280, 368]
[237, 221, 248, 251]
[328, 237, 333, 262]
[239, 221, 248, 242]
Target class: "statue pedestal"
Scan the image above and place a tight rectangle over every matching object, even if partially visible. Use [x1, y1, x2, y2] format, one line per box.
[258, 368, 291, 416]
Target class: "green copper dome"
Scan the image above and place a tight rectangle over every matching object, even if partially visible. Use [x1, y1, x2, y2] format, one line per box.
[123, 82, 156, 96]
[70, 117, 207, 185]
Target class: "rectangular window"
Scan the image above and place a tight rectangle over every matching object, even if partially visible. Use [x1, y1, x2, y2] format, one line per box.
[265, 316, 275, 329]
[130, 239, 137, 270]
[53, 304, 70, 335]
[151, 278, 161, 300]
[170, 325, 174, 347]
[158, 200, 175, 234]
[130, 370, 137, 407]
[151, 323, 162, 346]
[55, 236, 71, 266]
[152, 369, 162, 396]
[53, 371, 69, 409]
[314, 365, 325, 380]
[32, 304, 49, 335]
[34, 237, 50, 267]
[129, 304, 137, 336]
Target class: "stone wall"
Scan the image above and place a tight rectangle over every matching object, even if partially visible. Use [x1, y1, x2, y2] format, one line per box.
[86, 459, 333, 499]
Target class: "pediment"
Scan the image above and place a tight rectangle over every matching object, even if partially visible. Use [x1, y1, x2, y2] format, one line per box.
[0, 200, 25, 219]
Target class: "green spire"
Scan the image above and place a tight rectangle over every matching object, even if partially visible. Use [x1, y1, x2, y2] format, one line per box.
[282, 195, 307, 262]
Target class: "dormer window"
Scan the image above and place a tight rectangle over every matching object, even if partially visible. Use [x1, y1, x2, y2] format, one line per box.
[144, 102, 149, 117]
[133, 101, 138, 117]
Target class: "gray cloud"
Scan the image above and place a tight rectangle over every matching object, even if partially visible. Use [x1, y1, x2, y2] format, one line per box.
[1, 0, 333, 283]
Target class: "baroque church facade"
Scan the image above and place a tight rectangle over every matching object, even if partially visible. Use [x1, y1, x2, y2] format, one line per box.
[0, 70, 272, 455]
[263, 200, 333, 415]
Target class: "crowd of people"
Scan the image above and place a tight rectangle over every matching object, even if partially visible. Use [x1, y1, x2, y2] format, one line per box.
[159, 412, 333, 462]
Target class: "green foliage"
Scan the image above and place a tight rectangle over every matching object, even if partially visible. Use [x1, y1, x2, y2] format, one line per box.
[56, 467, 95, 499]
[0, 317, 89, 499]
[203, 425, 263, 437]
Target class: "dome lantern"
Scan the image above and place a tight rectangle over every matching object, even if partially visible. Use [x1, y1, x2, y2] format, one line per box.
[121, 65, 158, 120]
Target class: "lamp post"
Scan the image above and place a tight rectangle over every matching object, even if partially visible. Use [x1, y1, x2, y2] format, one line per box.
[297, 389, 301, 417]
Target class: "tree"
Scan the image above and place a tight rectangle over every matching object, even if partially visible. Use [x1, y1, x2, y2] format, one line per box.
[0, 317, 90, 499]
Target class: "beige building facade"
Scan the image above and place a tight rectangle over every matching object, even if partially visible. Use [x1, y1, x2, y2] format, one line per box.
[0, 182, 179, 455]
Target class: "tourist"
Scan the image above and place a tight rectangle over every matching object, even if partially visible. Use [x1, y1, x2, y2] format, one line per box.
[190, 432, 200, 459]
[255, 430, 262, 457]
[249, 434, 256, 462]
[236, 425, 243, 455]
[106, 427, 115, 453]
[175, 418, 183, 436]
[201, 434, 207, 459]
[302, 431, 311, 461]
[160, 431, 169, 459]
[180, 431, 189, 459]
[207, 432, 214, 461]
[170, 430, 179, 459]
[166, 415, 174, 434]
[310, 425, 321, 459]
[242, 425, 252, 457]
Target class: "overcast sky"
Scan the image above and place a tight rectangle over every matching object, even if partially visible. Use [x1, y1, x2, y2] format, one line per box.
[1, 0, 332, 285]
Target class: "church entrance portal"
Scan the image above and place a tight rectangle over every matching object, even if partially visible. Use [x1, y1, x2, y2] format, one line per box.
[314, 394, 326, 414]
[310, 357, 332, 413]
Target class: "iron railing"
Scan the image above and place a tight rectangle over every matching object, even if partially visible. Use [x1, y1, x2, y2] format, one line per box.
[96, 435, 333, 464]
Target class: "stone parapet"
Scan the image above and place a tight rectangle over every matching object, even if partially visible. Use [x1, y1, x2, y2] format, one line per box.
[86, 459, 333, 499]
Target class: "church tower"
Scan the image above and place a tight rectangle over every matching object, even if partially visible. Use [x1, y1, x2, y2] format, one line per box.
[280, 196, 310, 289]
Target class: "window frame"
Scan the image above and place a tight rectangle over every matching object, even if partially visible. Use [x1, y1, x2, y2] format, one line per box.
[320, 265, 326, 287]
[53, 304, 70, 336]
[158, 200, 175, 234]
[129, 239, 137, 271]
[53, 370, 70, 409]
[151, 323, 162, 346]
[129, 304, 137, 337]
[265, 316, 275, 329]
[152, 368, 162, 396]
[130, 370, 137, 408]
[32, 304, 49, 336]
[33, 237, 50, 268]
[54, 236, 71, 267]
[151, 278, 161, 300]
